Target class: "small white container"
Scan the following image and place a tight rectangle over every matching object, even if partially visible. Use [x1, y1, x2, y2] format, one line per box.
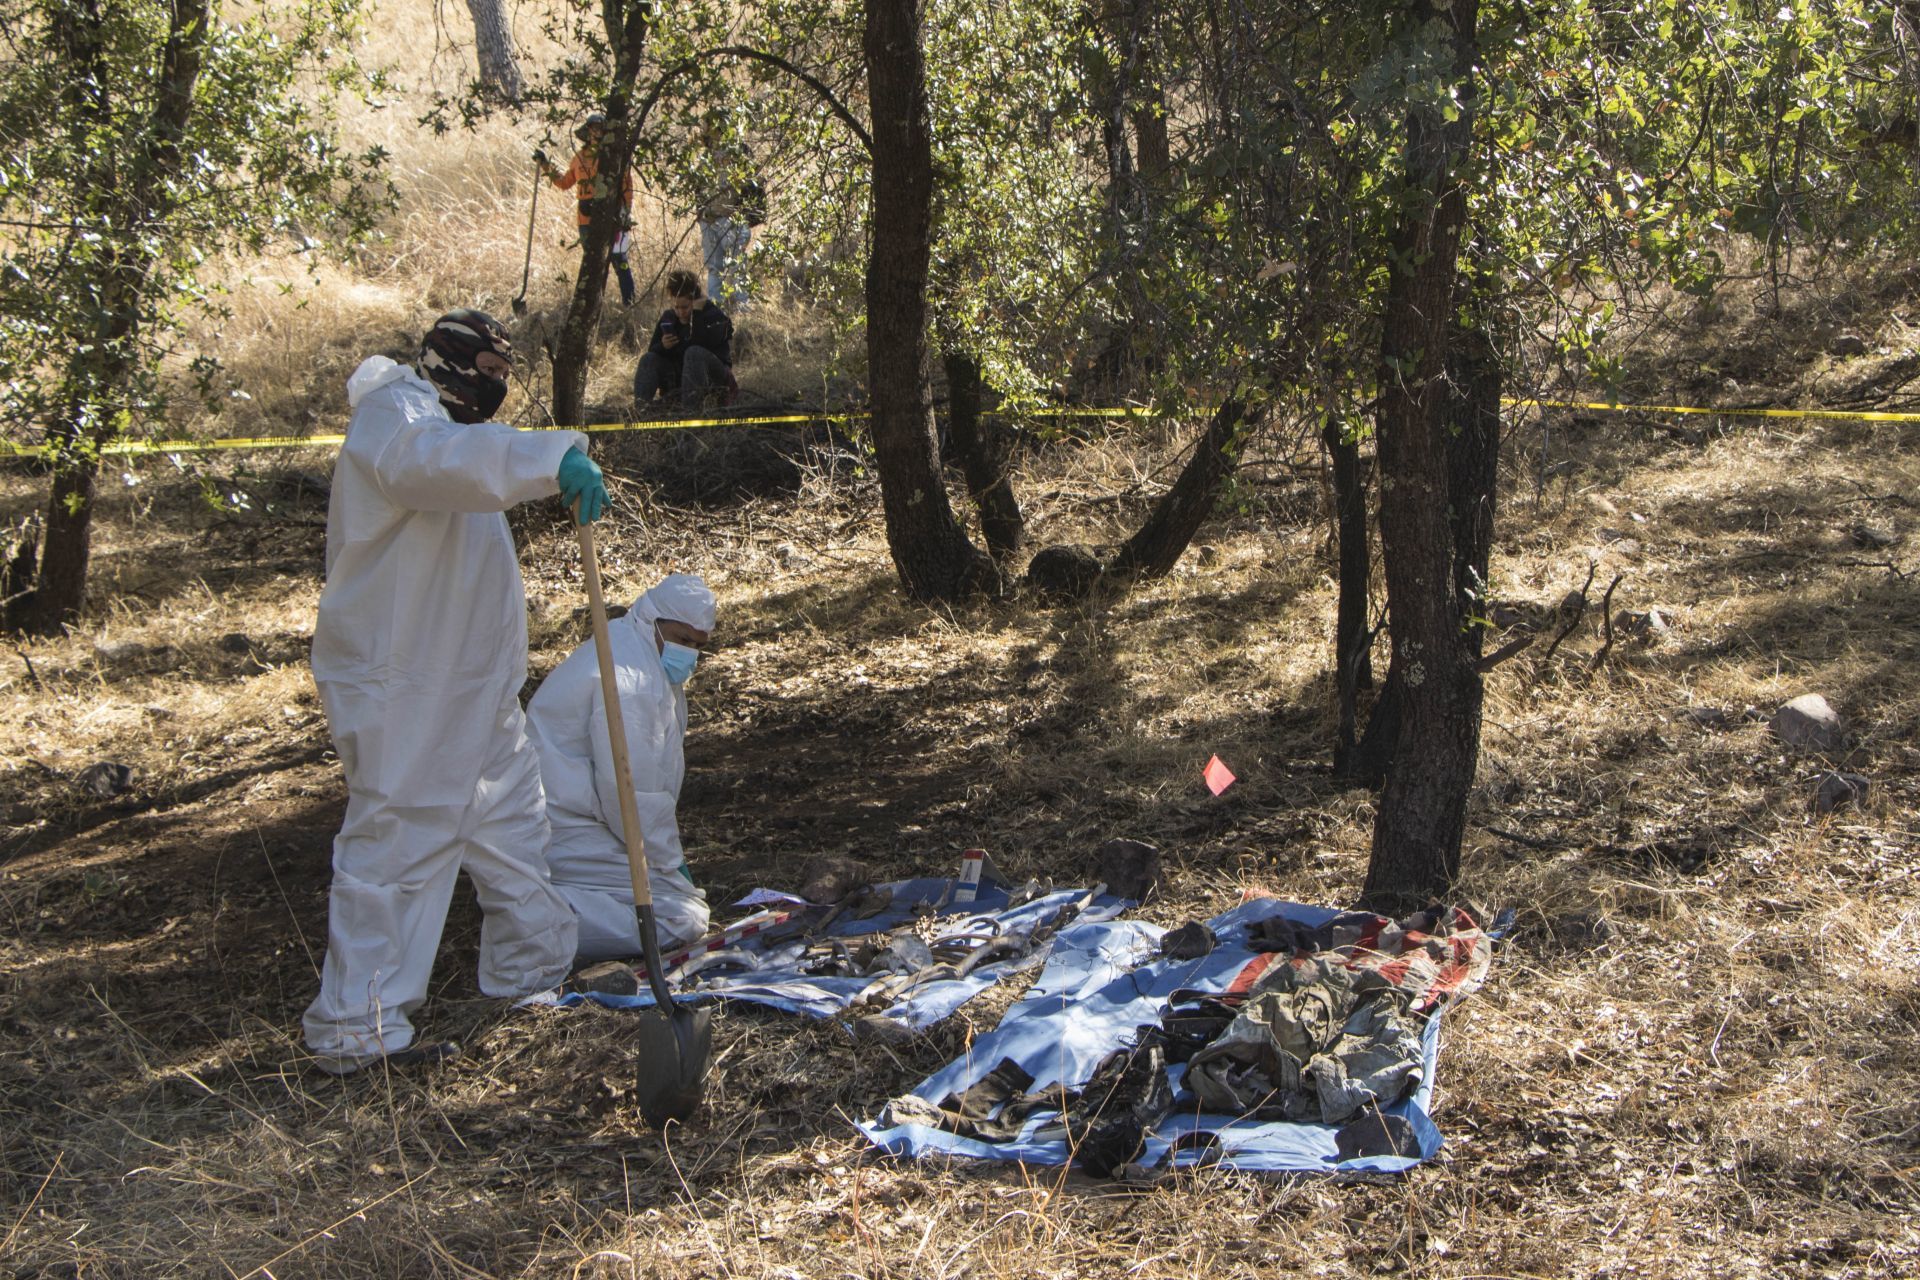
[954, 848, 986, 903]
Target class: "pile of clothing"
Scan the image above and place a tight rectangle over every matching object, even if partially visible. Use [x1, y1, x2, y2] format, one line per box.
[866, 901, 1502, 1177]
[1175, 908, 1487, 1128]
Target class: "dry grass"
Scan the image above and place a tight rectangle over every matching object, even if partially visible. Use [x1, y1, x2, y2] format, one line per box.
[177, 0, 831, 447]
[4, 2, 1920, 1275]
[3, 392, 1918, 1278]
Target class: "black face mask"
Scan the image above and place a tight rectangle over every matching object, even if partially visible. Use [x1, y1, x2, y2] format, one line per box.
[474, 374, 508, 420]
[441, 373, 507, 424]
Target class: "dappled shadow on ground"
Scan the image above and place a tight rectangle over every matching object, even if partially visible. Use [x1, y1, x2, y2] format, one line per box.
[6, 414, 1920, 1276]
[0, 753, 1031, 1276]
[0, 482, 1368, 1276]
[677, 561, 1339, 898]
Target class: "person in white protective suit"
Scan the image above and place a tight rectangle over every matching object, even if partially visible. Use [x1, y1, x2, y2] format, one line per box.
[526, 574, 717, 958]
[304, 308, 611, 1074]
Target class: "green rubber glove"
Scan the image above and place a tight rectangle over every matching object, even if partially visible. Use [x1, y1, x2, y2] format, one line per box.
[556, 447, 608, 524]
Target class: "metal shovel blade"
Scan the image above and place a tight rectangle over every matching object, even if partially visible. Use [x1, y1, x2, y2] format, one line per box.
[632, 902, 713, 1126]
[633, 1003, 713, 1127]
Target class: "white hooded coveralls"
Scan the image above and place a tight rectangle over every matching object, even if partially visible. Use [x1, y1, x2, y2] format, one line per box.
[304, 356, 583, 1066]
[526, 575, 715, 958]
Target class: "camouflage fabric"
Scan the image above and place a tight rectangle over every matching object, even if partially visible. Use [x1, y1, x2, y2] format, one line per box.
[1179, 906, 1494, 1125]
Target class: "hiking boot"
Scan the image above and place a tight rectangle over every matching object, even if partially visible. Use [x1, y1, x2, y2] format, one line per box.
[1067, 1030, 1174, 1177]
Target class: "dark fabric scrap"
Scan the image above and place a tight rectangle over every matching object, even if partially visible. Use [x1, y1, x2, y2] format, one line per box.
[1159, 921, 1217, 960]
[882, 1057, 1068, 1143]
[1246, 910, 1384, 954]
[1158, 997, 1238, 1063]
[1335, 1111, 1420, 1161]
[1066, 1030, 1177, 1177]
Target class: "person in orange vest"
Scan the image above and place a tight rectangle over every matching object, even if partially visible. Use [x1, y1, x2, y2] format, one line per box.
[534, 112, 637, 306]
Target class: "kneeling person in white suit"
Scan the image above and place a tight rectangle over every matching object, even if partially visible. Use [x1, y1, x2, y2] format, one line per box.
[528, 574, 716, 958]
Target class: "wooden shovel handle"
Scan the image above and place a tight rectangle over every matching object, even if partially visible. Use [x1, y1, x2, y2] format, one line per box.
[575, 517, 653, 912]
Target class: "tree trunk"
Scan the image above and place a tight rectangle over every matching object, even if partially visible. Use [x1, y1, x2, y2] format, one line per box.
[1121, 0, 1169, 179]
[864, 0, 995, 600]
[24, 446, 97, 635]
[942, 352, 1024, 559]
[551, 0, 651, 430]
[1447, 313, 1501, 662]
[1348, 315, 1500, 783]
[1359, 0, 1482, 914]
[1326, 419, 1374, 775]
[1086, 0, 1153, 386]
[1, 517, 36, 606]
[1108, 398, 1250, 579]
[466, 0, 525, 103]
[1897, 5, 1920, 218]
[1132, 96, 1170, 181]
[550, 201, 619, 430]
[1348, 665, 1404, 785]
[15, 0, 207, 635]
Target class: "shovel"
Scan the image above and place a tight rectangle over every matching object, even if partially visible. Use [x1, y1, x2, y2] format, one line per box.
[575, 515, 713, 1125]
[511, 162, 541, 318]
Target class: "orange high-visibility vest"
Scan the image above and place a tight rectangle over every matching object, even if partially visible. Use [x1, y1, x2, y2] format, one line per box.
[551, 146, 635, 227]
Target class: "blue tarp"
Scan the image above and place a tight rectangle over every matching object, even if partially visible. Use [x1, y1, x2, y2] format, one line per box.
[549, 879, 1131, 1031]
[858, 898, 1467, 1175]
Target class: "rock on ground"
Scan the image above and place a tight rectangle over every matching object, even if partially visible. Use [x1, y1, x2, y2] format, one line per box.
[799, 854, 870, 905]
[76, 762, 134, 799]
[1769, 694, 1848, 754]
[572, 961, 640, 996]
[1093, 838, 1163, 901]
[1025, 545, 1104, 599]
[1814, 772, 1870, 815]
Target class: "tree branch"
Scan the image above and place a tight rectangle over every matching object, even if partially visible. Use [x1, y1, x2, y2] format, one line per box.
[1587, 573, 1624, 672]
[635, 46, 873, 156]
[1538, 559, 1597, 664]
[1474, 631, 1534, 673]
[132, 0, 210, 218]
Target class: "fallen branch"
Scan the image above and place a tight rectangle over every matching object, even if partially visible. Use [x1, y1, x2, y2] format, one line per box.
[1837, 477, 1912, 507]
[1834, 557, 1909, 580]
[1487, 825, 1564, 851]
[1475, 632, 1535, 673]
[1587, 574, 1625, 672]
[10, 643, 40, 690]
[1538, 560, 1598, 664]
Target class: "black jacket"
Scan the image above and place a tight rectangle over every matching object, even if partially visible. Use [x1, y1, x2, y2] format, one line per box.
[648, 301, 733, 367]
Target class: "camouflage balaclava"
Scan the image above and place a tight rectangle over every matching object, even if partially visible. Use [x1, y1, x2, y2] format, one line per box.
[418, 308, 512, 423]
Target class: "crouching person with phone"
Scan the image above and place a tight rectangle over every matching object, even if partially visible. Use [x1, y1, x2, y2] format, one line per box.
[633, 268, 737, 411]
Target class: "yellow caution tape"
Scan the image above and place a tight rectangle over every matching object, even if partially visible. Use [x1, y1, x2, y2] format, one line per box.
[2, 396, 1907, 459]
[0, 403, 1156, 460]
[1017, 406, 1152, 418]
[575, 411, 859, 434]
[1505, 397, 1920, 423]
[0, 432, 349, 458]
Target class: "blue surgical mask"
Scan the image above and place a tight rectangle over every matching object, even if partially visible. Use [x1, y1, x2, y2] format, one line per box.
[660, 640, 698, 684]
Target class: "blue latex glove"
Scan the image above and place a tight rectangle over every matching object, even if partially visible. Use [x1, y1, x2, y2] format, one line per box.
[556, 447, 608, 524]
